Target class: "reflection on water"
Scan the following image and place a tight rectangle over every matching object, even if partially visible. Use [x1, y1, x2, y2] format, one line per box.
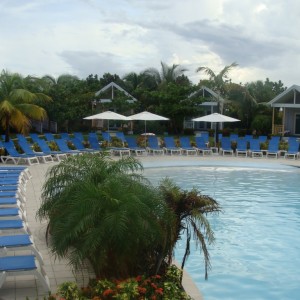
[144, 166, 300, 300]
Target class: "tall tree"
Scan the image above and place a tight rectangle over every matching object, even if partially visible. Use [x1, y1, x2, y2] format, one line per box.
[40, 74, 92, 131]
[143, 61, 188, 87]
[0, 70, 51, 141]
[196, 62, 238, 96]
[245, 78, 286, 104]
[159, 178, 220, 280]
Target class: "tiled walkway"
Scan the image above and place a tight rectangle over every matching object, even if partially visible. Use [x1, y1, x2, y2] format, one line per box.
[0, 163, 93, 300]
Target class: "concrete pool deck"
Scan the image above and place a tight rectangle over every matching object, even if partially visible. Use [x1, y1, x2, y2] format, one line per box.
[1, 154, 300, 299]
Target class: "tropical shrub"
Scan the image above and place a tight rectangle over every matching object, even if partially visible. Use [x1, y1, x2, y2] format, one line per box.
[37, 154, 174, 279]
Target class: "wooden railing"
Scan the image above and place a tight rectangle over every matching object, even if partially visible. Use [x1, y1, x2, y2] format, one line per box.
[273, 125, 283, 135]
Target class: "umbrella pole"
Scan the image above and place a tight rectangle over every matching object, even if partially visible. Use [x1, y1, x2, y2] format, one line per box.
[144, 120, 147, 147]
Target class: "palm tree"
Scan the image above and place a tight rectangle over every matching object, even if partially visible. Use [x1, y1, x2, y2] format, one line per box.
[0, 70, 51, 141]
[37, 154, 174, 279]
[159, 178, 221, 281]
[196, 62, 238, 96]
[143, 61, 188, 87]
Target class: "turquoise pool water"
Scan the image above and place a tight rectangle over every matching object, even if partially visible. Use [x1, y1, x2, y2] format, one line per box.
[144, 164, 300, 300]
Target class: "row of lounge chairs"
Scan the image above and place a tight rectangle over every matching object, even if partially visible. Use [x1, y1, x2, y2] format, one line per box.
[0, 166, 50, 291]
[1, 133, 299, 164]
[219, 137, 300, 159]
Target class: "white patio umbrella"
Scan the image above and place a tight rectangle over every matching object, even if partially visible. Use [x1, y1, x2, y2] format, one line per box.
[84, 111, 131, 132]
[192, 113, 240, 144]
[128, 111, 169, 135]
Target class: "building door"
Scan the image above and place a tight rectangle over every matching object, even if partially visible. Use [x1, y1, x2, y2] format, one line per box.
[295, 114, 300, 134]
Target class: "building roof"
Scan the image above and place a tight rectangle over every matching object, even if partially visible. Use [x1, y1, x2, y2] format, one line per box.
[188, 86, 225, 103]
[268, 85, 300, 107]
[95, 82, 137, 103]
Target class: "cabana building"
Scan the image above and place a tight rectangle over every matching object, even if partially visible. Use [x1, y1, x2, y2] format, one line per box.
[268, 85, 300, 136]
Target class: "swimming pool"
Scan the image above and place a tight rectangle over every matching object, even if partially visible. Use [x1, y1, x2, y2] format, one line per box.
[144, 163, 300, 300]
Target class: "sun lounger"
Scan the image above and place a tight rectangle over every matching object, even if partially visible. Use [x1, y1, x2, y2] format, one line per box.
[194, 136, 212, 155]
[0, 234, 43, 265]
[229, 134, 239, 142]
[163, 137, 182, 155]
[249, 139, 263, 158]
[0, 141, 39, 165]
[73, 132, 84, 141]
[0, 255, 50, 291]
[236, 139, 248, 157]
[16, 140, 54, 163]
[70, 138, 99, 153]
[54, 139, 82, 155]
[125, 137, 147, 156]
[219, 138, 233, 156]
[147, 136, 164, 155]
[115, 132, 126, 145]
[44, 133, 56, 141]
[59, 132, 70, 140]
[0, 219, 27, 233]
[102, 132, 112, 143]
[179, 137, 197, 155]
[32, 138, 67, 161]
[266, 140, 279, 158]
[284, 139, 299, 159]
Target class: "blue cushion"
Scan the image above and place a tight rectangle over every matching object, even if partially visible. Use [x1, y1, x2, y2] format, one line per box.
[0, 255, 36, 271]
[0, 234, 31, 248]
[0, 208, 19, 216]
[0, 220, 23, 229]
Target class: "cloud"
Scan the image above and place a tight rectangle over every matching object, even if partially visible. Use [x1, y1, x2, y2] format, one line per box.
[0, 0, 299, 86]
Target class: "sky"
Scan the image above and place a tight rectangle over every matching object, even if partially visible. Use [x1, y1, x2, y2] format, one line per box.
[0, 0, 299, 87]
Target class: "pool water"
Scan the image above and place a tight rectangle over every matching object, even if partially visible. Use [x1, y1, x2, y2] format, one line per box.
[144, 165, 300, 300]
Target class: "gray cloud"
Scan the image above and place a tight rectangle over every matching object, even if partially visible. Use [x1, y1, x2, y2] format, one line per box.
[59, 50, 129, 78]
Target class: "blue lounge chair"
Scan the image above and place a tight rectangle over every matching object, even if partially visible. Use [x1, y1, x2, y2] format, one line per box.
[0, 141, 39, 165]
[244, 135, 253, 142]
[258, 135, 268, 143]
[230, 134, 239, 142]
[163, 137, 182, 155]
[115, 132, 126, 145]
[60, 132, 70, 140]
[70, 138, 98, 153]
[29, 133, 41, 142]
[16, 139, 54, 163]
[125, 137, 147, 156]
[249, 139, 263, 158]
[0, 198, 23, 209]
[236, 139, 248, 157]
[284, 140, 299, 159]
[147, 136, 164, 155]
[73, 132, 84, 141]
[199, 132, 209, 144]
[32, 138, 67, 161]
[0, 208, 21, 218]
[88, 135, 111, 155]
[44, 133, 56, 141]
[179, 137, 197, 155]
[102, 132, 111, 143]
[0, 234, 43, 265]
[54, 139, 81, 155]
[220, 138, 233, 156]
[16, 134, 29, 144]
[0, 219, 26, 232]
[194, 137, 212, 155]
[0, 255, 50, 291]
[266, 140, 279, 158]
